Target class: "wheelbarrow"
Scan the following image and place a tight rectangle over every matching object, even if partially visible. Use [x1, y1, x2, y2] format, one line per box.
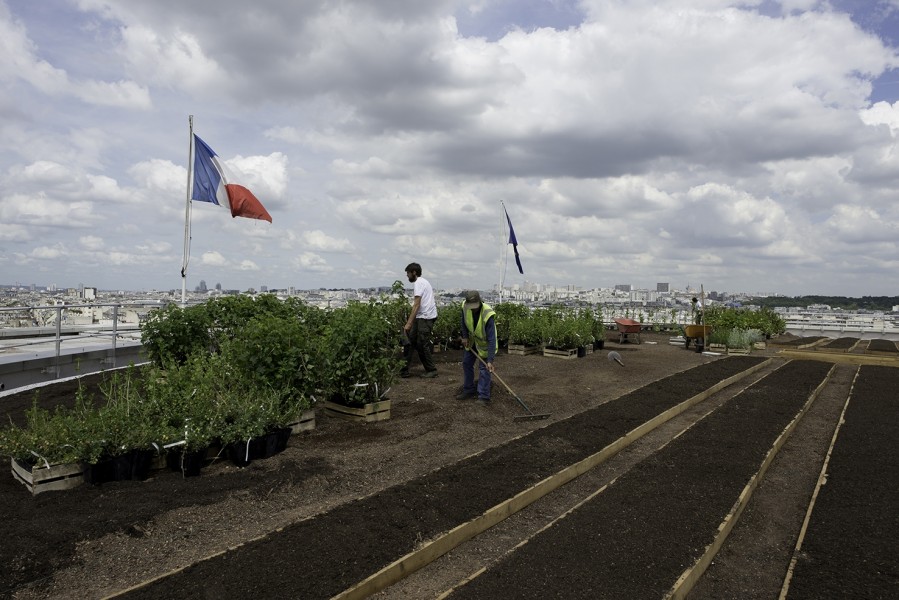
[614, 318, 642, 344]
[683, 324, 712, 349]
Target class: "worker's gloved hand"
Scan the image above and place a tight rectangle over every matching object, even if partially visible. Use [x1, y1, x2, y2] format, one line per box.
[461, 337, 469, 350]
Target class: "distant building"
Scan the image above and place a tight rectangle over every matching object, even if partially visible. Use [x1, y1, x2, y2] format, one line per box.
[83, 287, 97, 301]
[615, 284, 632, 292]
[656, 283, 669, 292]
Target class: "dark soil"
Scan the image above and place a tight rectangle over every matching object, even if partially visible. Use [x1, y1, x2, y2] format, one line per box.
[1, 335, 895, 599]
[817, 337, 859, 351]
[786, 365, 899, 598]
[865, 339, 899, 354]
[448, 360, 833, 599]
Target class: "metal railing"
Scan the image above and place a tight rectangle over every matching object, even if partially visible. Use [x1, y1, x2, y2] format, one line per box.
[0, 302, 161, 379]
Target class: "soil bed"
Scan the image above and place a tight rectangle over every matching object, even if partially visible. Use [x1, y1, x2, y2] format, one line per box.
[864, 338, 899, 355]
[448, 360, 833, 599]
[816, 337, 859, 352]
[786, 365, 899, 598]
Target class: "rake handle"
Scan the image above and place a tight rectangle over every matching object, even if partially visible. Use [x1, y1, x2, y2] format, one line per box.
[469, 348, 524, 403]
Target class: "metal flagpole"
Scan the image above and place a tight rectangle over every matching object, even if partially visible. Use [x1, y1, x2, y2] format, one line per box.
[498, 201, 507, 299]
[181, 115, 194, 307]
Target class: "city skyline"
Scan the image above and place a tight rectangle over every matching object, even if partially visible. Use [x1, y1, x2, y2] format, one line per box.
[2, 1, 899, 296]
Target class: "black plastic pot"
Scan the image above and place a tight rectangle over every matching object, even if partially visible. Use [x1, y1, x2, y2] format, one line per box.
[83, 448, 158, 484]
[577, 346, 587, 358]
[167, 447, 208, 477]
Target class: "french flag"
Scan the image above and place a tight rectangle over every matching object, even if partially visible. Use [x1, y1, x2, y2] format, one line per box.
[191, 134, 272, 223]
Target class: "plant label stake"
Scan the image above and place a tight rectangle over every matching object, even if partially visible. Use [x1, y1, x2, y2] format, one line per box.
[470, 350, 551, 421]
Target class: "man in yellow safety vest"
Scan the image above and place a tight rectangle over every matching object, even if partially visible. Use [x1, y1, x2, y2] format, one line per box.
[455, 290, 497, 405]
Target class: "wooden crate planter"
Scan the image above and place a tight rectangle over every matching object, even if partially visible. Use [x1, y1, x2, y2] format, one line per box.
[753, 341, 767, 350]
[322, 400, 391, 423]
[507, 343, 543, 356]
[288, 409, 316, 434]
[542, 347, 578, 360]
[727, 347, 751, 355]
[11, 458, 83, 495]
[709, 344, 727, 352]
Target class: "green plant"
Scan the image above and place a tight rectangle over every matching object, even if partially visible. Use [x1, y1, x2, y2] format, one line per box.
[493, 303, 530, 346]
[141, 302, 213, 366]
[508, 308, 542, 346]
[0, 398, 84, 465]
[317, 297, 405, 405]
[708, 329, 730, 345]
[434, 301, 463, 348]
[726, 329, 753, 350]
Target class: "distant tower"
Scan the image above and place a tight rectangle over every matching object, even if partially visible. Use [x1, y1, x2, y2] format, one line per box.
[199, 280, 208, 293]
[215, 283, 222, 291]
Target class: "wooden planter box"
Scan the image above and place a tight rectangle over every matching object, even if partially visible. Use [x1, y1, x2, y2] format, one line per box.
[507, 343, 543, 356]
[322, 400, 391, 423]
[288, 409, 316, 434]
[709, 344, 727, 352]
[727, 347, 751, 355]
[753, 341, 767, 350]
[543, 347, 578, 360]
[11, 458, 83, 495]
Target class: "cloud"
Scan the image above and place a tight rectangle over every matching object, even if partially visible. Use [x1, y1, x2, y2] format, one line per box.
[200, 251, 227, 267]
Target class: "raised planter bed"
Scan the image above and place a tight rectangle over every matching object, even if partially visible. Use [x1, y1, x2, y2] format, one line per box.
[542, 347, 578, 360]
[287, 408, 316, 434]
[321, 399, 391, 423]
[864, 338, 899, 356]
[507, 343, 542, 356]
[11, 458, 83, 495]
[816, 337, 860, 353]
[785, 365, 899, 598]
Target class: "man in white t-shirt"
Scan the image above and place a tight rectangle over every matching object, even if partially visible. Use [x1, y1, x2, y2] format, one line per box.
[401, 262, 438, 378]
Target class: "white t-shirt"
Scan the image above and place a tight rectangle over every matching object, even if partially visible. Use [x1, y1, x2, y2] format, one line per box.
[414, 277, 438, 319]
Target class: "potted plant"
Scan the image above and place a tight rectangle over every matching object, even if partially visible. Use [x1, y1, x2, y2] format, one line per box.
[1, 398, 87, 494]
[316, 297, 403, 422]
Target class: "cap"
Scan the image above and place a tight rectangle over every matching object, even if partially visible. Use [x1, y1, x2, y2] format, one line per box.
[463, 290, 482, 310]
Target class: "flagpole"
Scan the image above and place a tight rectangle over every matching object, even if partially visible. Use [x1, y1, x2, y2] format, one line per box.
[498, 201, 507, 299]
[181, 115, 194, 307]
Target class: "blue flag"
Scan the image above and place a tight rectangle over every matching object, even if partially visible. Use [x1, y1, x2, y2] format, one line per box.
[504, 206, 523, 274]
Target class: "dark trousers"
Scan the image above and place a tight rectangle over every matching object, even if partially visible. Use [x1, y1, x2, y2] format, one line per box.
[462, 348, 492, 399]
[403, 317, 436, 373]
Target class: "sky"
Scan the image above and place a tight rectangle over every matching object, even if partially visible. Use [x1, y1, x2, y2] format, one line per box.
[2, 0, 899, 297]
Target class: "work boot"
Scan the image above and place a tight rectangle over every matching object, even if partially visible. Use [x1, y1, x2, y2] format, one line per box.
[420, 370, 438, 379]
[400, 370, 411, 378]
[477, 397, 491, 406]
[455, 390, 476, 400]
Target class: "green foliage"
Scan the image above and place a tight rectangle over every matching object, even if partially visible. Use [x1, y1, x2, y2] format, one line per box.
[317, 297, 404, 405]
[141, 303, 213, 366]
[220, 314, 317, 406]
[493, 303, 531, 344]
[508, 308, 543, 346]
[3, 289, 414, 463]
[434, 301, 463, 347]
[540, 305, 594, 349]
[750, 295, 899, 312]
[704, 306, 785, 338]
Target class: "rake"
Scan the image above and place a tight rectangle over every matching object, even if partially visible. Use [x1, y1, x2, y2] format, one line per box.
[471, 350, 551, 421]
